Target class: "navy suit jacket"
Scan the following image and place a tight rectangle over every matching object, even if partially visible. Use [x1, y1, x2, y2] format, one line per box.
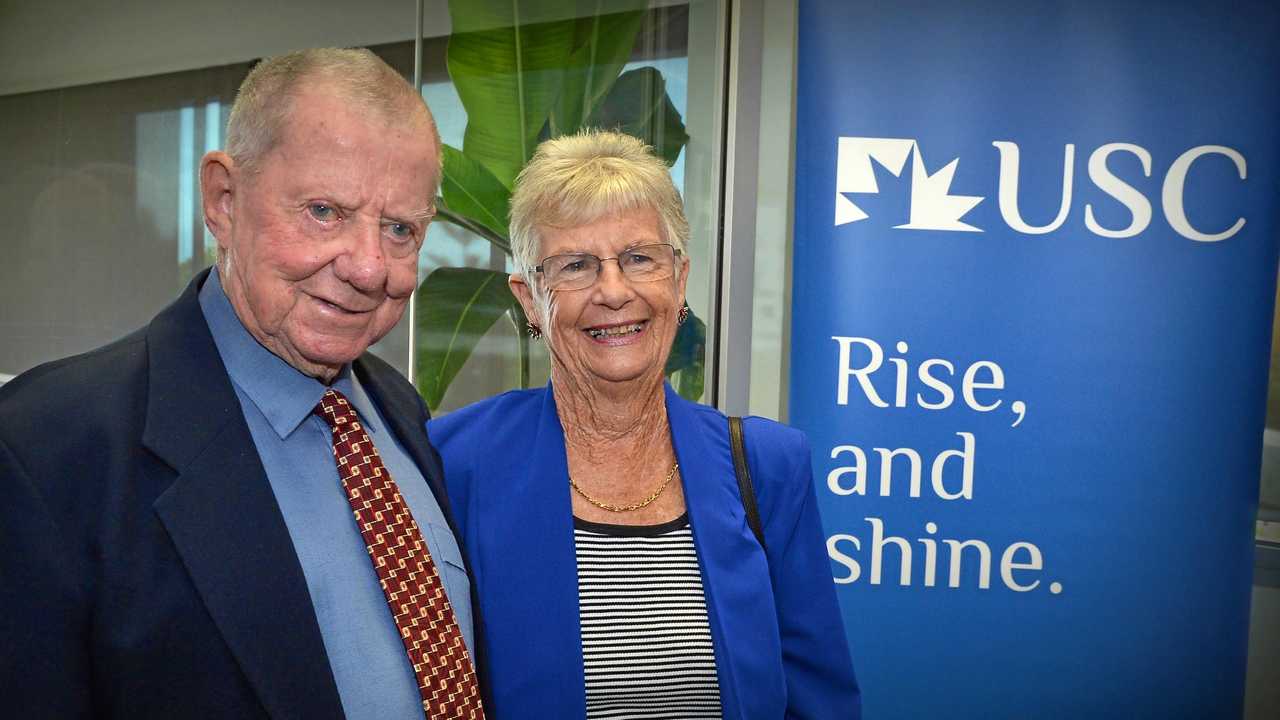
[0, 270, 478, 718]
[428, 383, 861, 719]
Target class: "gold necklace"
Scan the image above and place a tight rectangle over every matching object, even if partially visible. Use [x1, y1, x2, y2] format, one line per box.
[569, 462, 679, 513]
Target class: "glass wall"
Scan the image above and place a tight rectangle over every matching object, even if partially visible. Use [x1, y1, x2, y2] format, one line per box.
[0, 0, 421, 381]
[407, 2, 711, 412]
[0, 1, 721, 410]
[0, 64, 244, 377]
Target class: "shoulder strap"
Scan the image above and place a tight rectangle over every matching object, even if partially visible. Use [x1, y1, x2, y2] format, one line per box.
[728, 416, 766, 551]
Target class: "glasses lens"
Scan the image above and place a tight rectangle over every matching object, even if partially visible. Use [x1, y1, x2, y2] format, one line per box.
[543, 254, 600, 290]
[538, 244, 677, 290]
[619, 244, 676, 281]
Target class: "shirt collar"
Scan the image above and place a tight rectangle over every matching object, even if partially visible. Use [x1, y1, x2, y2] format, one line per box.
[198, 268, 379, 438]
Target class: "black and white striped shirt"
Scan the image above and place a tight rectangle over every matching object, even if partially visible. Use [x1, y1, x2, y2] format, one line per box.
[573, 514, 722, 719]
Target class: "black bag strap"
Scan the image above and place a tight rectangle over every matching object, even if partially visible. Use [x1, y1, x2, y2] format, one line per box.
[729, 416, 766, 551]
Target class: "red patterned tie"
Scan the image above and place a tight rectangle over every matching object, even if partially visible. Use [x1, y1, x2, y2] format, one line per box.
[315, 389, 484, 719]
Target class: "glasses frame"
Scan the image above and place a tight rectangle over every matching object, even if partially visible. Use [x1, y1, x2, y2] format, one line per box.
[532, 243, 683, 291]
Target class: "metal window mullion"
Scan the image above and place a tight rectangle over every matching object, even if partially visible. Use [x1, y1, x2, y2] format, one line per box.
[714, 0, 766, 416]
[407, 0, 424, 385]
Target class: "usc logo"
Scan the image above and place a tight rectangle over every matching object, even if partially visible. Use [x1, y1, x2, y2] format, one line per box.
[834, 136, 1248, 242]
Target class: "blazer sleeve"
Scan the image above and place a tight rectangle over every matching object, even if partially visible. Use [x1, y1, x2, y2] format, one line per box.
[754, 424, 862, 719]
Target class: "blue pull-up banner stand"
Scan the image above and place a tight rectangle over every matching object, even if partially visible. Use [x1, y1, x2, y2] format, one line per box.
[790, 2, 1280, 717]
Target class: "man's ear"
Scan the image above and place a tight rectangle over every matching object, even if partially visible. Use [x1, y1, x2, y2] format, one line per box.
[509, 272, 541, 329]
[200, 151, 236, 250]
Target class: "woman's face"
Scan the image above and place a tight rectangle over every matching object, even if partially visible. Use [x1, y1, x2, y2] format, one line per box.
[510, 206, 689, 389]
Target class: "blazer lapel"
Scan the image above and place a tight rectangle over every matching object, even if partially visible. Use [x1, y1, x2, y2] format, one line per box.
[666, 385, 776, 720]
[353, 356, 458, 536]
[353, 355, 494, 705]
[145, 271, 344, 720]
[476, 387, 586, 717]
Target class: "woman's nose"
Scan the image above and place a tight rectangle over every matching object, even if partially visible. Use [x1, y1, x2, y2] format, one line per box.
[592, 258, 634, 306]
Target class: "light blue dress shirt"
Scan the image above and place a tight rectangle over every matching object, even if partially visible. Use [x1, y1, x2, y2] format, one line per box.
[199, 269, 473, 720]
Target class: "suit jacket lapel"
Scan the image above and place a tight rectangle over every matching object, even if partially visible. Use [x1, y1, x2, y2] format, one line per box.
[353, 357, 457, 537]
[666, 385, 775, 720]
[145, 271, 344, 720]
[353, 355, 493, 703]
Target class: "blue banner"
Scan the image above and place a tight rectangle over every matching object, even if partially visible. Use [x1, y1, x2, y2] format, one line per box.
[790, 2, 1280, 717]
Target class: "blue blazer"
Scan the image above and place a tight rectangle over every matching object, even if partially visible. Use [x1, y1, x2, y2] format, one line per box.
[428, 383, 860, 719]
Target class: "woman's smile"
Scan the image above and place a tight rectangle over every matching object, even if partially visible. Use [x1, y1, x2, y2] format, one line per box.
[585, 320, 647, 343]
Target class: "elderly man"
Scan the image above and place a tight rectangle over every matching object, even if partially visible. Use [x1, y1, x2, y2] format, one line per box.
[0, 48, 484, 719]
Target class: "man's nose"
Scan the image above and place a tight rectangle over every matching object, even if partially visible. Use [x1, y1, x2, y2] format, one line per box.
[334, 220, 389, 291]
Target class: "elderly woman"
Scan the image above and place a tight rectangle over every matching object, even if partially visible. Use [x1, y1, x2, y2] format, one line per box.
[428, 130, 859, 719]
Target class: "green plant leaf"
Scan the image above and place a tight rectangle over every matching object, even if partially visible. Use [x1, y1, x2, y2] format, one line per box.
[414, 267, 519, 410]
[447, 1, 580, 188]
[436, 200, 511, 255]
[587, 66, 690, 165]
[439, 144, 512, 245]
[664, 307, 705, 400]
[423, 2, 701, 407]
[550, 8, 647, 135]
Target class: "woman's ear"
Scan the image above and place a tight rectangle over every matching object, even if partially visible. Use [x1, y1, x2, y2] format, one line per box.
[509, 272, 541, 327]
[677, 252, 691, 307]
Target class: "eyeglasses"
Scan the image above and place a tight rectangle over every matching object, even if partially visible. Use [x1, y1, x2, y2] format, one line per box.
[533, 243, 681, 291]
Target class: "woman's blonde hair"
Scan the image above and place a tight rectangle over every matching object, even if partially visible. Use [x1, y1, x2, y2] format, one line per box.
[509, 130, 689, 274]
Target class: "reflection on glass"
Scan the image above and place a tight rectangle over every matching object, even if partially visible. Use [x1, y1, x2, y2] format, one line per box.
[1, 38, 417, 379]
[0, 2, 706, 413]
[1, 63, 248, 378]
[136, 99, 228, 295]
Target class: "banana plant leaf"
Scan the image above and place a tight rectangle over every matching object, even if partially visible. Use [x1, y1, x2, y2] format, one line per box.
[549, 8, 647, 136]
[423, 0, 702, 407]
[438, 144, 512, 250]
[447, 1, 580, 188]
[587, 66, 689, 165]
[413, 267, 521, 410]
[664, 307, 705, 400]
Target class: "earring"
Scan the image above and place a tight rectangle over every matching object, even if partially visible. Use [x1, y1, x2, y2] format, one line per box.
[677, 304, 690, 326]
[526, 322, 543, 340]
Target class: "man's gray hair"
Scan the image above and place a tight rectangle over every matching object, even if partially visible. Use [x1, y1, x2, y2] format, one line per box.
[225, 47, 439, 177]
[508, 129, 690, 276]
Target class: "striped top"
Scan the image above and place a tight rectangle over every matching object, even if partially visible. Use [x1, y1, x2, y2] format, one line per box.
[573, 514, 722, 719]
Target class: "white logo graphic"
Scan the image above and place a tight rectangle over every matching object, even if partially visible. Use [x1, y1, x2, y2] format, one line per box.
[833, 137, 1249, 242]
[835, 137, 983, 231]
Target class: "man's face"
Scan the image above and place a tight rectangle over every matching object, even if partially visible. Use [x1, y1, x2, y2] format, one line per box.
[216, 88, 439, 380]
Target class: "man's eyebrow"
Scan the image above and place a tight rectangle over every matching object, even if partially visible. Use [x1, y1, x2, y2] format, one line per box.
[393, 205, 438, 223]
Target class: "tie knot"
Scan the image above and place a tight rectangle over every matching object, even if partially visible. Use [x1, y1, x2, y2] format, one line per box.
[314, 388, 357, 430]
